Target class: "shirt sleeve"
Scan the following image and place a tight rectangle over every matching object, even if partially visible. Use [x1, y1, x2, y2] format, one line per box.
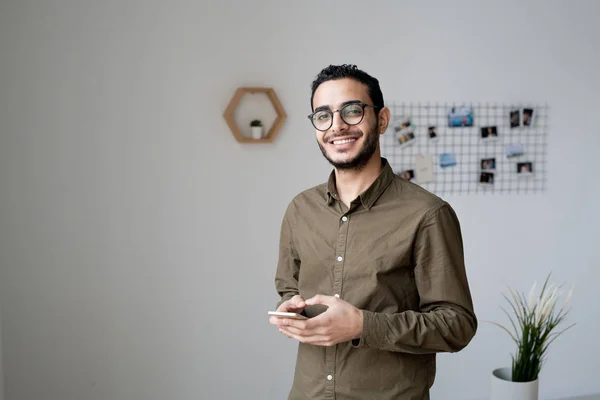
[355, 202, 477, 353]
[274, 205, 301, 309]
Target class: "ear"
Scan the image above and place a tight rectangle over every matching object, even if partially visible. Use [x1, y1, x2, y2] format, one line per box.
[377, 107, 391, 135]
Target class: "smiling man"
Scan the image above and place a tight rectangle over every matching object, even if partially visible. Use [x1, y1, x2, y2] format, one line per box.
[270, 64, 477, 400]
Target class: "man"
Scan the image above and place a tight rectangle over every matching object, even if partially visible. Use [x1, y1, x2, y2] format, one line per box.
[269, 64, 477, 400]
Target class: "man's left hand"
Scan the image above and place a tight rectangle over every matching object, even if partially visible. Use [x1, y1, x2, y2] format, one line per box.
[274, 294, 363, 347]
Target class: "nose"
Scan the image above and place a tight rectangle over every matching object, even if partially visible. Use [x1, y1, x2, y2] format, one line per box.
[330, 110, 349, 133]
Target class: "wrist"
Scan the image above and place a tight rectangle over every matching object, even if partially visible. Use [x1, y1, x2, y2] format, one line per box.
[353, 308, 364, 339]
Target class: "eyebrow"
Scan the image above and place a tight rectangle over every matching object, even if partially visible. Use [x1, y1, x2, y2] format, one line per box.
[314, 99, 362, 113]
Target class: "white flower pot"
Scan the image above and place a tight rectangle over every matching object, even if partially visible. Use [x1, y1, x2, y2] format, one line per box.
[251, 126, 263, 139]
[491, 367, 538, 400]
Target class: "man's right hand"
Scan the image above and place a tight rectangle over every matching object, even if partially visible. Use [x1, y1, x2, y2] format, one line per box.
[269, 295, 306, 325]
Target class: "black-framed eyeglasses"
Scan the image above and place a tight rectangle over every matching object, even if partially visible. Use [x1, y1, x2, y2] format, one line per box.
[307, 102, 381, 132]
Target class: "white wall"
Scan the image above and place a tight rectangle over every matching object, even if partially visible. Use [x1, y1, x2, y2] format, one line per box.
[0, 1, 599, 399]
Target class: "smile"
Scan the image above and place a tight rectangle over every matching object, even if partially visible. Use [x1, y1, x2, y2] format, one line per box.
[332, 138, 357, 145]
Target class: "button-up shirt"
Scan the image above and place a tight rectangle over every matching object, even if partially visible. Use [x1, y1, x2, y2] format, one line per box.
[274, 158, 477, 400]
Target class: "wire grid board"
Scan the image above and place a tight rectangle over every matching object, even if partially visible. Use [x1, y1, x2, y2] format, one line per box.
[381, 103, 549, 195]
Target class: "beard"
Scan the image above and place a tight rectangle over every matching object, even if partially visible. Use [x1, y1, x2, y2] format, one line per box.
[318, 122, 379, 171]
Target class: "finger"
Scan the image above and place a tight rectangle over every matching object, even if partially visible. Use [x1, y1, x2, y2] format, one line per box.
[276, 302, 293, 312]
[280, 329, 331, 345]
[280, 317, 327, 333]
[310, 340, 337, 347]
[278, 324, 322, 337]
[277, 304, 297, 313]
[305, 294, 337, 307]
[274, 316, 327, 337]
[277, 298, 305, 313]
[270, 316, 289, 326]
[279, 328, 292, 338]
[274, 318, 308, 330]
[278, 322, 320, 336]
[291, 295, 306, 308]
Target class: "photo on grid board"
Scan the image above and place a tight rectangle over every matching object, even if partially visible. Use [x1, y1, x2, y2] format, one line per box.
[480, 126, 499, 142]
[523, 108, 534, 127]
[398, 131, 416, 147]
[480, 172, 494, 185]
[399, 169, 415, 181]
[393, 116, 414, 134]
[428, 126, 438, 141]
[510, 109, 520, 128]
[393, 117, 416, 147]
[440, 153, 457, 168]
[447, 106, 474, 127]
[505, 143, 524, 158]
[414, 154, 435, 184]
[481, 158, 496, 171]
[517, 162, 533, 175]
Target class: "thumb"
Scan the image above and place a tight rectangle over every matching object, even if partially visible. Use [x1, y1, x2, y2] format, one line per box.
[305, 294, 336, 307]
[291, 295, 306, 307]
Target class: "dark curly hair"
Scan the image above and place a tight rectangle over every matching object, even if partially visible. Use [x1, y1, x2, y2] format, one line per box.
[310, 64, 384, 113]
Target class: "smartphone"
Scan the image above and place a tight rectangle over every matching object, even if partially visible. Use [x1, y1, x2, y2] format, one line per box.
[268, 311, 307, 320]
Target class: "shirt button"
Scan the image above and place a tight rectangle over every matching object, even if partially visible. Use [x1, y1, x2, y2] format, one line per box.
[341, 216, 348, 222]
[337, 256, 343, 262]
[334, 294, 340, 298]
[327, 375, 333, 381]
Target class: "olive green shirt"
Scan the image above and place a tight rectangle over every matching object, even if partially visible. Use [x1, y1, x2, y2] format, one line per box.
[274, 158, 477, 400]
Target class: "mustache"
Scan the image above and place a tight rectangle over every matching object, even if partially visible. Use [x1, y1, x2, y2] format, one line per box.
[324, 130, 363, 143]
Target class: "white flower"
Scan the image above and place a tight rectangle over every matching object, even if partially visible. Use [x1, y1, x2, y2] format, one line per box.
[535, 284, 557, 324]
[527, 281, 537, 313]
[540, 287, 558, 322]
[562, 284, 575, 310]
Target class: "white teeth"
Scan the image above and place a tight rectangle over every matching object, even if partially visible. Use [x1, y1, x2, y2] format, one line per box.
[332, 138, 356, 145]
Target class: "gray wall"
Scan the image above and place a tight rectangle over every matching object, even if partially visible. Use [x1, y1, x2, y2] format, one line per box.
[0, 311, 3, 400]
[0, 1, 599, 399]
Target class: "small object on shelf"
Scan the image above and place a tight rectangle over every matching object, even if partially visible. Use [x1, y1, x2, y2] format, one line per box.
[223, 87, 287, 143]
[250, 119, 263, 139]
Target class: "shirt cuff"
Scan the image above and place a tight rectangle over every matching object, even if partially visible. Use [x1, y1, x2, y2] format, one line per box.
[352, 310, 384, 349]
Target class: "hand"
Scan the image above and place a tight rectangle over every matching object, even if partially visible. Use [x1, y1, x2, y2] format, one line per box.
[269, 295, 306, 326]
[274, 294, 363, 347]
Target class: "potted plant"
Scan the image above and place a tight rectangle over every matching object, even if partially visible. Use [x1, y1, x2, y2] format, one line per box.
[488, 273, 575, 400]
[250, 119, 263, 139]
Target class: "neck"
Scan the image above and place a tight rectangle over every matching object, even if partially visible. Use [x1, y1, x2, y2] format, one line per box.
[335, 154, 383, 208]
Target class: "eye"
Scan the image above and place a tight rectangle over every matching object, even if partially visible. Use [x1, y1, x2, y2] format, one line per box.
[343, 105, 363, 116]
[315, 111, 331, 121]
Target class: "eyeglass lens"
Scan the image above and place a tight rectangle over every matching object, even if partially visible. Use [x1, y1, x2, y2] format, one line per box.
[312, 103, 364, 131]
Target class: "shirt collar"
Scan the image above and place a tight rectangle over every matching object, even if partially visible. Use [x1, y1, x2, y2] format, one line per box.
[326, 158, 395, 210]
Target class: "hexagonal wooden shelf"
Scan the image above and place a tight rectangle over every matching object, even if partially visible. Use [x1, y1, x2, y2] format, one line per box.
[223, 87, 287, 143]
